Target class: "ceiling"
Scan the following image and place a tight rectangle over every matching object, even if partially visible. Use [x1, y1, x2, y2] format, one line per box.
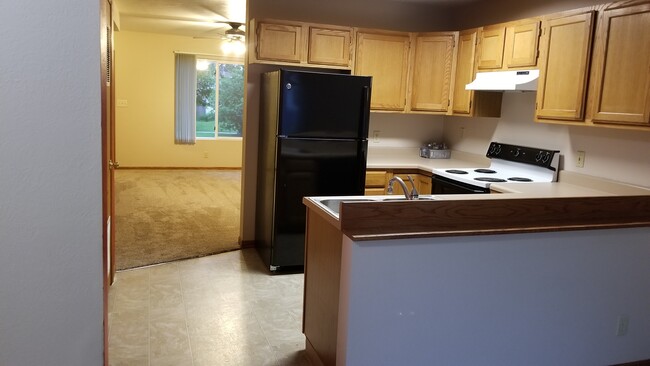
[116, 0, 247, 39]
[115, 0, 482, 38]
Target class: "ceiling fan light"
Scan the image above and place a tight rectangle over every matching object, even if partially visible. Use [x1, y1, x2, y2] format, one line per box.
[221, 41, 234, 54]
[221, 38, 245, 56]
[232, 40, 246, 55]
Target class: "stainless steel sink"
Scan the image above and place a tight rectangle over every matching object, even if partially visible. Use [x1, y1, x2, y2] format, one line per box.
[380, 197, 436, 201]
[317, 196, 436, 216]
[319, 198, 375, 214]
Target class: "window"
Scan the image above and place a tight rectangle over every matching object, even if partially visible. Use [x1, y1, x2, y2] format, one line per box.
[195, 60, 244, 138]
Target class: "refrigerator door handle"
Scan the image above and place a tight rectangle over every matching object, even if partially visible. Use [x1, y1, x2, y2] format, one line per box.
[360, 86, 371, 138]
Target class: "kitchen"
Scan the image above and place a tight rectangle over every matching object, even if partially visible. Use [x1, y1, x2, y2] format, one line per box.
[246, 0, 650, 365]
[241, 0, 650, 249]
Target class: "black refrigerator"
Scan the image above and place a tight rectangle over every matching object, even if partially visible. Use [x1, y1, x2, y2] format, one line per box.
[255, 69, 372, 271]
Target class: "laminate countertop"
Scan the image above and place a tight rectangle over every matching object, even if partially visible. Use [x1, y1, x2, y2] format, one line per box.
[366, 147, 650, 197]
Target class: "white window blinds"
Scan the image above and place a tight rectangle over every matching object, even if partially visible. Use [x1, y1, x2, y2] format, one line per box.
[174, 53, 197, 144]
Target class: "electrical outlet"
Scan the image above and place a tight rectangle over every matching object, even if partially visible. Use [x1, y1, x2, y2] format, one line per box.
[576, 151, 586, 168]
[616, 315, 629, 336]
[116, 99, 128, 107]
[372, 130, 380, 143]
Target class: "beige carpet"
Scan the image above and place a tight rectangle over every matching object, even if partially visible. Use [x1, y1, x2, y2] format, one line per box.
[114, 169, 241, 270]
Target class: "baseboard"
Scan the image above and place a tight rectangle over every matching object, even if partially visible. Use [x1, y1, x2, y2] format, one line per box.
[240, 240, 256, 249]
[613, 360, 650, 366]
[305, 339, 325, 366]
[117, 166, 242, 170]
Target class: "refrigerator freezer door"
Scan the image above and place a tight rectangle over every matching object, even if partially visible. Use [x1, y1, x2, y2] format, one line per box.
[271, 137, 368, 268]
[279, 71, 371, 139]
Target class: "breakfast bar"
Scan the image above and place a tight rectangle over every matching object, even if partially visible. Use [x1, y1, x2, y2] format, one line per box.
[301, 180, 650, 365]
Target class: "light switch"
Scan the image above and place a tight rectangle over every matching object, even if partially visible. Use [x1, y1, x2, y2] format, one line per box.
[116, 99, 128, 107]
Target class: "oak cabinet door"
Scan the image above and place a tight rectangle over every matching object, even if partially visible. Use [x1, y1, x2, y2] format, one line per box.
[410, 33, 455, 112]
[477, 26, 505, 70]
[257, 22, 303, 63]
[417, 174, 432, 195]
[504, 21, 540, 68]
[355, 32, 410, 111]
[365, 170, 388, 195]
[308, 27, 352, 67]
[536, 12, 595, 121]
[452, 29, 478, 115]
[590, 3, 650, 127]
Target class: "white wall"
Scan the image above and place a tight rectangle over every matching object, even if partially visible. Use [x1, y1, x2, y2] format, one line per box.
[368, 113, 444, 148]
[114, 31, 244, 168]
[339, 228, 650, 365]
[444, 92, 650, 188]
[0, 1, 103, 365]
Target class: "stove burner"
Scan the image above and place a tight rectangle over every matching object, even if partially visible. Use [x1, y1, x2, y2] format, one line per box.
[445, 169, 469, 174]
[474, 168, 496, 174]
[475, 177, 507, 183]
[508, 177, 533, 182]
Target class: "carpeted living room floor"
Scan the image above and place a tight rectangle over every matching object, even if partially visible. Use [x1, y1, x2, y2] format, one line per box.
[114, 169, 241, 270]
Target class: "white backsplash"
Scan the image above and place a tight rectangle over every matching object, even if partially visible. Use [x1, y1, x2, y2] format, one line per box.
[369, 113, 444, 148]
[443, 92, 650, 188]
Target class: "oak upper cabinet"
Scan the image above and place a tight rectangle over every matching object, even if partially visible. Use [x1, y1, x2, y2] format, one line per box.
[251, 19, 353, 69]
[477, 26, 506, 70]
[535, 11, 595, 121]
[409, 32, 457, 113]
[478, 19, 540, 71]
[588, 2, 650, 128]
[452, 29, 502, 117]
[452, 29, 478, 114]
[355, 31, 411, 111]
[503, 20, 541, 68]
[255, 21, 303, 63]
[308, 26, 352, 67]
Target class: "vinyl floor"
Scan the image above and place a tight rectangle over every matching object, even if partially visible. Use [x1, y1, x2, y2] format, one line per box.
[108, 249, 310, 366]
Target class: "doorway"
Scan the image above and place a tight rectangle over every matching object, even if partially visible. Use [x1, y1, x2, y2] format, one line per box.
[111, 33, 245, 268]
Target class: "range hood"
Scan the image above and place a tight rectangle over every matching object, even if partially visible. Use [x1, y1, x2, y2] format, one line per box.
[465, 70, 539, 91]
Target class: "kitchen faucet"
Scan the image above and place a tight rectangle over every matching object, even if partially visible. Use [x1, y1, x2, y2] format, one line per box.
[387, 175, 419, 200]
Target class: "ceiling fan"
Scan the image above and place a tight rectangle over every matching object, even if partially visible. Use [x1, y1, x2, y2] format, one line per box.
[192, 20, 246, 42]
[221, 21, 245, 42]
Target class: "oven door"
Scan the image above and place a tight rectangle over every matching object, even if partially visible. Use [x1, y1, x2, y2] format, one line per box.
[431, 174, 490, 194]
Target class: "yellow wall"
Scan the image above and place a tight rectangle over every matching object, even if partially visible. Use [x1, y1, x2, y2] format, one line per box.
[114, 31, 243, 168]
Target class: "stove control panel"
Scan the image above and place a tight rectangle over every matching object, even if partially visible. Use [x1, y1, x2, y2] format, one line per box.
[486, 142, 560, 170]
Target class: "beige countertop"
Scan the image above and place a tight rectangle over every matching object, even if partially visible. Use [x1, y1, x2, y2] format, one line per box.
[367, 147, 489, 170]
[367, 147, 650, 197]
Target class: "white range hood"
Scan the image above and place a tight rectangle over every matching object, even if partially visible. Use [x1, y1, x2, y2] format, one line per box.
[465, 70, 539, 91]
